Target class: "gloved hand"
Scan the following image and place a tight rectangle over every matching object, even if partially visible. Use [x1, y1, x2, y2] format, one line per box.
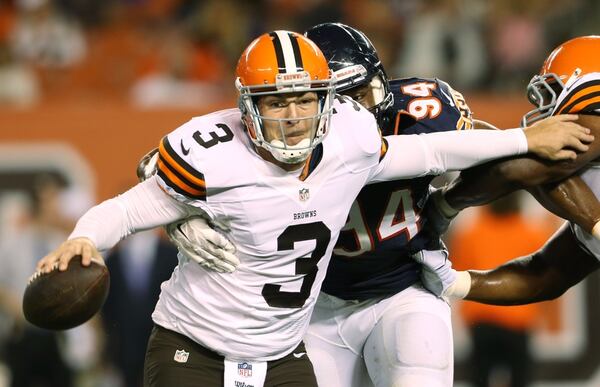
[136, 148, 159, 182]
[422, 187, 458, 238]
[413, 247, 457, 298]
[166, 217, 239, 273]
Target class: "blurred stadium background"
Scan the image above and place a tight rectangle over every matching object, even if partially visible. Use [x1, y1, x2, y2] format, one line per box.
[0, 0, 599, 386]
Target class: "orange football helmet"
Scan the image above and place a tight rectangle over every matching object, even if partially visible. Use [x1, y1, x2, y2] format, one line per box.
[235, 30, 336, 164]
[523, 35, 600, 126]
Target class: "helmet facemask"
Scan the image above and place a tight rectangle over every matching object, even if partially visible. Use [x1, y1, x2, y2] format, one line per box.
[521, 73, 565, 127]
[237, 72, 336, 164]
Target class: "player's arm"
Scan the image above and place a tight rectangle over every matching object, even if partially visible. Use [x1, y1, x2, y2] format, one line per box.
[529, 175, 600, 234]
[370, 114, 592, 183]
[464, 224, 600, 305]
[134, 145, 239, 273]
[36, 176, 195, 273]
[445, 115, 600, 210]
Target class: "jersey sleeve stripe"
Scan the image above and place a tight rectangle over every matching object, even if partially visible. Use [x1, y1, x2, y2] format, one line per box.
[581, 101, 600, 114]
[157, 159, 207, 200]
[379, 137, 388, 161]
[558, 93, 600, 115]
[556, 81, 600, 114]
[158, 137, 206, 188]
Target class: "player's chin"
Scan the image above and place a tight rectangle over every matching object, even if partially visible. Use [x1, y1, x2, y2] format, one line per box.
[286, 133, 310, 146]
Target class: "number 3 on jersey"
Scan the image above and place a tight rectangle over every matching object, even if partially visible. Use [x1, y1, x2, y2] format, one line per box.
[334, 189, 420, 256]
[262, 222, 331, 308]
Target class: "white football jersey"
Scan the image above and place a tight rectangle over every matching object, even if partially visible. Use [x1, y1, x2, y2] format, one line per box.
[553, 72, 600, 259]
[152, 97, 384, 361]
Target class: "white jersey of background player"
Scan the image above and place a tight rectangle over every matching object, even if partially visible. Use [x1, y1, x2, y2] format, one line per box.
[557, 72, 600, 252]
[36, 30, 592, 386]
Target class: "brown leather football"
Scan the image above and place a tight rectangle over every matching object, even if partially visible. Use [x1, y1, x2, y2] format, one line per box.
[23, 255, 110, 330]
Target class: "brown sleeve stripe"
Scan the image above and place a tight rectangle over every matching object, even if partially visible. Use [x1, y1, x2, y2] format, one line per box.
[157, 159, 206, 200]
[556, 80, 600, 114]
[379, 137, 388, 162]
[558, 94, 600, 115]
[158, 137, 206, 187]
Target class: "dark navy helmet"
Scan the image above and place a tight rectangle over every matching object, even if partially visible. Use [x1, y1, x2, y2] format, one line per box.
[305, 22, 393, 119]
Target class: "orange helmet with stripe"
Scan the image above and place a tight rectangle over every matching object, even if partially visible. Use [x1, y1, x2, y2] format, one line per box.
[235, 30, 336, 164]
[523, 35, 600, 126]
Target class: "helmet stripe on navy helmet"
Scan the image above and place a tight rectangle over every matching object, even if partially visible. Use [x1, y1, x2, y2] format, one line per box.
[269, 32, 286, 73]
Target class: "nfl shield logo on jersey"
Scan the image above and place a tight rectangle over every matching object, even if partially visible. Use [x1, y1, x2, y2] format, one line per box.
[238, 362, 252, 377]
[299, 188, 310, 201]
[173, 349, 189, 363]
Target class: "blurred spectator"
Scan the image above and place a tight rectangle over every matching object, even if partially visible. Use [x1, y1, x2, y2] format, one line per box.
[130, 24, 231, 108]
[0, 41, 39, 107]
[0, 2, 38, 106]
[394, 0, 488, 90]
[10, 0, 86, 69]
[448, 192, 555, 387]
[0, 175, 75, 387]
[101, 230, 178, 387]
[342, 0, 399, 69]
[184, 0, 252, 65]
[485, 0, 548, 91]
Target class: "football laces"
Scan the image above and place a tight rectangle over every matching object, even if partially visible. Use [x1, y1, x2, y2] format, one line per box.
[27, 262, 59, 285]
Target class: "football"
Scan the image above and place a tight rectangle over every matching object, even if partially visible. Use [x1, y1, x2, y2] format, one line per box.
[23, 255, 110, 330]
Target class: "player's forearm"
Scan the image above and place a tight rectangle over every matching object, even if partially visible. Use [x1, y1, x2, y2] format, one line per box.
[530, 177, 600, 235]
[465, 256, 560, 305]
[371, 129, 527, 182]
[69, 177, 190, 250]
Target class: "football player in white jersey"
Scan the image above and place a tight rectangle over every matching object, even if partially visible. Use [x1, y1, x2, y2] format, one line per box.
[36, 31, 592, 387]
[419, 36, 600, 306]
[152, 27, 600, 387]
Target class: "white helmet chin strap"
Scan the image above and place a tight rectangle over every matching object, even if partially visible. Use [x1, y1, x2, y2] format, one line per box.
[268, 138, 312, 164]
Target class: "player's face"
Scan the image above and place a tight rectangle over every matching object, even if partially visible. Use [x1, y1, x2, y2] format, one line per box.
[341, 75, 386, 111]
[257, 92, 319, 146]
[342, 83, 376, 109]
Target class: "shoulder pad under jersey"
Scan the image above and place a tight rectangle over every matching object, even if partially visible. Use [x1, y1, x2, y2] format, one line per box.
[156, 108, 243, 202]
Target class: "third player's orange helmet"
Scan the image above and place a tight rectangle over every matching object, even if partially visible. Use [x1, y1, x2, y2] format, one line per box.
[235, 31, 336, 164]
[523, 35, 600, 126]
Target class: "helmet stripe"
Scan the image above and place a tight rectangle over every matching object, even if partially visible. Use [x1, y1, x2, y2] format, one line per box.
[288, 33, 304, 71]
[269, 32, 286, 73]
[271, 31, 302, 74]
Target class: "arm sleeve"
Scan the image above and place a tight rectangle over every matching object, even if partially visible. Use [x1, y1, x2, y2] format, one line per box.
[369, 128, 528, 183]
[68, 176, 196, 251]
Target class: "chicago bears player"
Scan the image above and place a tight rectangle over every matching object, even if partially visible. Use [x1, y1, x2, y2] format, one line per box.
[143, 25, 599, 387]
[37, 30, 590, 387]
[421, 36, 600, 306]
[301, 23, 473, 387]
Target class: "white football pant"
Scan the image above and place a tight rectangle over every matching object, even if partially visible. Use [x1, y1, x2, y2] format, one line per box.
[304, 285, 452, 387]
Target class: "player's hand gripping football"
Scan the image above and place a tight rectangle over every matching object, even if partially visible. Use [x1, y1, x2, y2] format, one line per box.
[523, 114, 594, 160]
[36, 237, 103, 273]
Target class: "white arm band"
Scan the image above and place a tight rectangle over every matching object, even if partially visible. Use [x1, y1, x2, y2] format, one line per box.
[370, 128, 527, 182]
[443, 271, 472, 299]
[68, 176, 193, 251]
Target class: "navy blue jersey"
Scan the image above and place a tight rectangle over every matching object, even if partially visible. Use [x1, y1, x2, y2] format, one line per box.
[321, 77, 473, 300]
